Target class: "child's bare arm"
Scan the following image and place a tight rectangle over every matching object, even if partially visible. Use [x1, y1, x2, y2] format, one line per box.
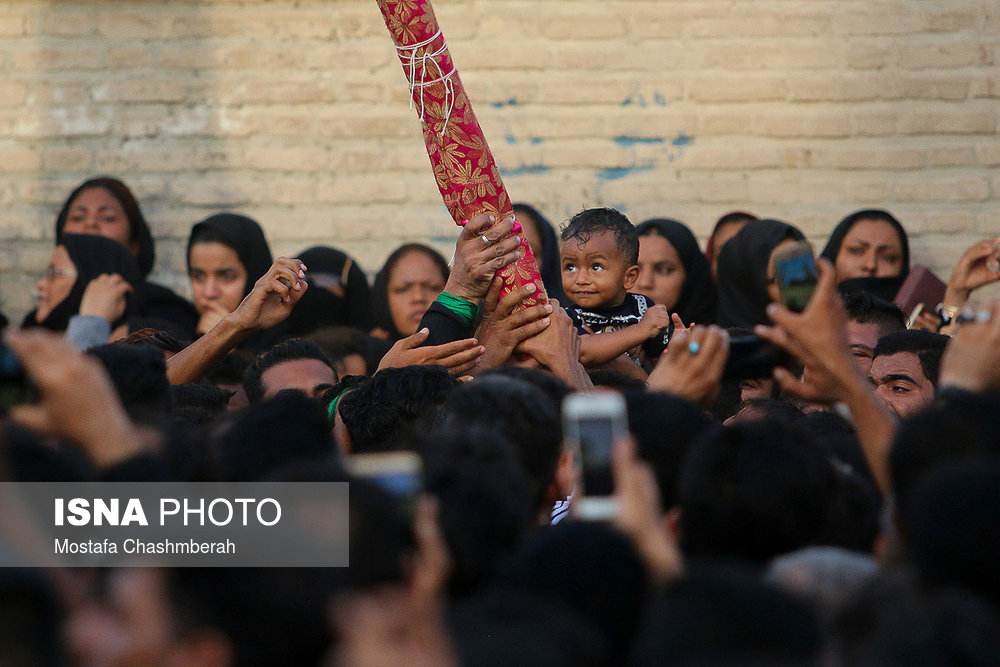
[577, 304, 671, 366]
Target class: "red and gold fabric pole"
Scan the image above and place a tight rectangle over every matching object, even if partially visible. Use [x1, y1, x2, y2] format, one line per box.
[376, 0, 547, 307]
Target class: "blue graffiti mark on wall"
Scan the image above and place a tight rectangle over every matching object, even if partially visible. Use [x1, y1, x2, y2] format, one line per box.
[596, 165, 655, 181]
[499, 165, 551, 177]
[621, 90, 668, 107]
[612, 136, 665, 148]
[671, 133, 692, 147]
[503, 135, 544, 145]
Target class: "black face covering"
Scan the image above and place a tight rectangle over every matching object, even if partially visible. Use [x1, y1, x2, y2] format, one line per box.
[715, 219, 806, 329]
[282, 246, 373, 335]
[22, 234, 141, 332]
[835, 276, 906, 303]
[186, 214, 273, 298]
[54, 177, 156, 278]
[635, 218, 717, 326]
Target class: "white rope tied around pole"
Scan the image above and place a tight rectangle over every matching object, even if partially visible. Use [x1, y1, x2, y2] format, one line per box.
[395, 28, 456, 137]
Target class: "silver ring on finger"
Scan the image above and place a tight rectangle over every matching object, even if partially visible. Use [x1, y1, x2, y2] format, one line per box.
[481, 234, 491, 247]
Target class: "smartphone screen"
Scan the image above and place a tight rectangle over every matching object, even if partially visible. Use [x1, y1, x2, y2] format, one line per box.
[774, 242, 818, 312]
[576, 416, 617, 497]
[562, 393, 628, 505]
[346, 452, 422, 518]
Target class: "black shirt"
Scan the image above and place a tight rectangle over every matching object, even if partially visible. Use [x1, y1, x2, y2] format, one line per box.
[565, 293, 673, 360]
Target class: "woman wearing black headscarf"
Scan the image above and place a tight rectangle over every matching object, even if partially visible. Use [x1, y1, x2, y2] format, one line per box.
[22, 234, 141, 343]
[186, 213, 273, 336]
[715, 219, 806, 328]
[370, 243, 449, 342]
[513, 203, 566, 304]
[284, 246, 372, 336]
[635, 218, 717, 326]
[820, 209, 910, 289]
[54, 177, 199, 339]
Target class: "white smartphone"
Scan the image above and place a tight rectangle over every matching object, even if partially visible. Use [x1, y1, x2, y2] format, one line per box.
[562, 392, 629, 521]
[345, 451, 422, 516]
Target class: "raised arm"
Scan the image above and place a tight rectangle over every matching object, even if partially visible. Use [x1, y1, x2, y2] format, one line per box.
[166, 257, 308, 384]
[755, 260, 896, 495]
[577, 303, 670, 366]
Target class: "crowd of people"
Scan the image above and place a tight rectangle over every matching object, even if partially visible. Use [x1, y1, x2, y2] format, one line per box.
[1, 174, 1000, 665]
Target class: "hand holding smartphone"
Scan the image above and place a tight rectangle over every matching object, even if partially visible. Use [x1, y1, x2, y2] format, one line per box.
[562, 392, 629, 521]
[772, 241, 819, 313]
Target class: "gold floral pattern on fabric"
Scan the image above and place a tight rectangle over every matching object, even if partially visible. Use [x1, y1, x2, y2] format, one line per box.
[377, 0, 546, 308]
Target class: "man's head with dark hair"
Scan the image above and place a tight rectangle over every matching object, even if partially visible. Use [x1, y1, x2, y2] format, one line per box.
[305, 326, 372, 378]
[870, 330, 948, 418]
[479, 366, 573, 407]
[119, 327, 188, 357]
[727, 397, 804, 425]
[842, 291, 907, 374]
[632, 563, 821, 666]
[494, 521, 647, 660]
[0, 568, 64, 665]
[890, 392, 1000, 526]
[626, 391, 716, 511]
[560, 208, 640, 310]
[243, 338, 338, 404]
[337, 365, 459, 454]
[841, 586, 1000, 666]
[203, 350, 252, 410]
[902, 458, 1000, 608]
[86, 342, 171, 425]
[449, 589, 608, 666]
[213, 391, 336, 481]
[420, 426, 538, 595]
[436, 375, 563, 513]
[69, 566, 342, 666]
[4, 423, 94, 482]
[678, 419, 836, 564]
[588, 369, 647, 392]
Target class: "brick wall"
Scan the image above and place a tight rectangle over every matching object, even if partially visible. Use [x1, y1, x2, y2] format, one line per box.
[2, 0, 998, 320]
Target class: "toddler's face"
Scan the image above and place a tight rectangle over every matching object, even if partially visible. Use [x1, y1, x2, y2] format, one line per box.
[560, 231, 638, 309]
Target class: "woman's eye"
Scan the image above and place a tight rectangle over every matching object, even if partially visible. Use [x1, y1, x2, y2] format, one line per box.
[847, 246, 865, 256]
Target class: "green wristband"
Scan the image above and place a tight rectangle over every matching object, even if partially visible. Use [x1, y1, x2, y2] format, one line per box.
[436, 291, 478, 327]
[327, 388, 353, 424]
